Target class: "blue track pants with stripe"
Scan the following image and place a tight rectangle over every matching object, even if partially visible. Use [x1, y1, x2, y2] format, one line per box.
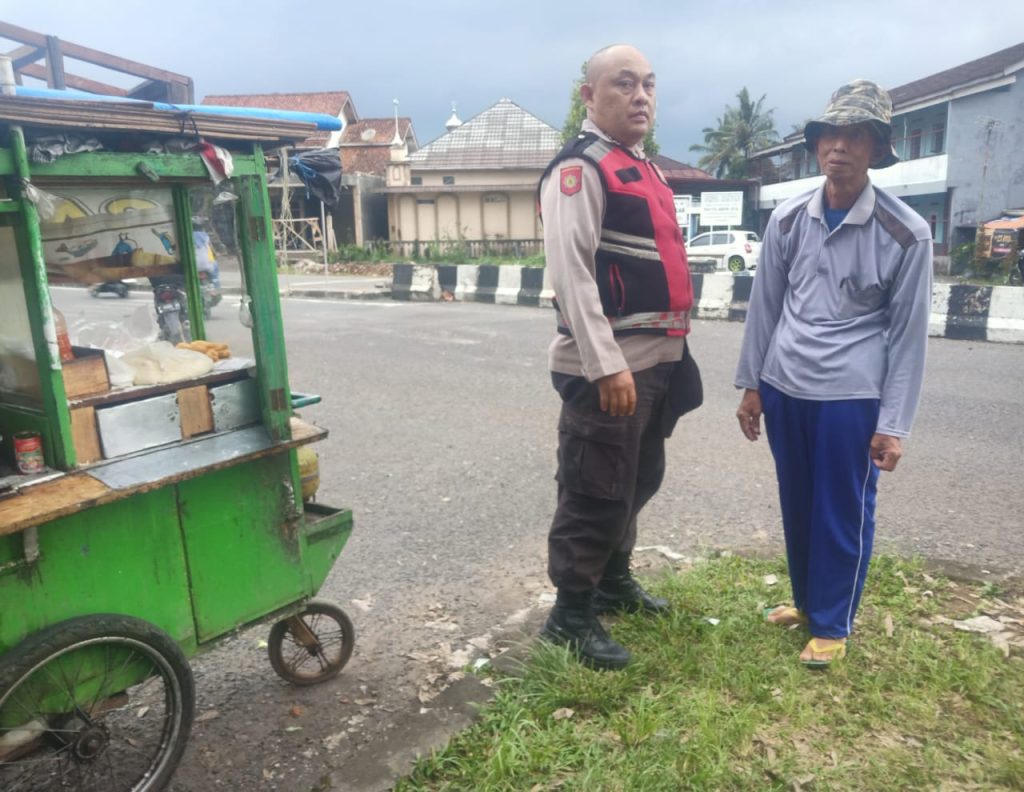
[760, 380, 880, 639]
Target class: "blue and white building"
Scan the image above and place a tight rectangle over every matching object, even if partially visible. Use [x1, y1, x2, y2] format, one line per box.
[749, 42, 1024, 267]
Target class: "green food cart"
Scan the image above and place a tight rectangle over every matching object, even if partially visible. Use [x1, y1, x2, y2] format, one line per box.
[0, 78, 354, 791]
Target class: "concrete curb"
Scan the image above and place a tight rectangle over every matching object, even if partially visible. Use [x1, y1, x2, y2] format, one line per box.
[392, 263, 550, 307]
[277, 288, 393, 301]
[391, 264, 1024, 344]
[118, 284, 393, 302]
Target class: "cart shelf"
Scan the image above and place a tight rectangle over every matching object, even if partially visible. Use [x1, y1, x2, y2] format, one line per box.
[0, 417, 325, 537]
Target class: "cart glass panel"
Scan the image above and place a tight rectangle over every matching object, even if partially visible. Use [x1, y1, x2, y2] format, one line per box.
[34, 182, 261, 467]
[41, 186, 185, 358]
[188, 182, 254, 362]
[0, 226, 40, 403]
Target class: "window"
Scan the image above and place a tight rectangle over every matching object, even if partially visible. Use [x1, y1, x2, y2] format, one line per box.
[410, 176, 422, 186]
[442, 176, 455, 185]
[909, 129, 922, 159]
[791, 149, 803, 180]
[416, 199, 435, 205]
[931, 123, 945, 154]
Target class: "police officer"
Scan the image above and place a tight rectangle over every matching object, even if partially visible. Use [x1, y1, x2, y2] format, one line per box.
[538, 44, 694, 670]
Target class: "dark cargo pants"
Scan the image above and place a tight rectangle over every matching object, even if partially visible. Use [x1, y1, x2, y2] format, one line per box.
[548, 362, 674, 592]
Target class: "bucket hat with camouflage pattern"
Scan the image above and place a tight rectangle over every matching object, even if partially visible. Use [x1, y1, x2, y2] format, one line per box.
[804, 79, 899, 169]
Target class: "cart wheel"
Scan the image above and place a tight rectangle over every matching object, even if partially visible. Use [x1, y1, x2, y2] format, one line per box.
[0, 614, 194, 792]
[268, 600, 355, 686]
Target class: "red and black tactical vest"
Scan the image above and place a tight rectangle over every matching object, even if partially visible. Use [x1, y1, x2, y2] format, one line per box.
[539, 132, 693, 336]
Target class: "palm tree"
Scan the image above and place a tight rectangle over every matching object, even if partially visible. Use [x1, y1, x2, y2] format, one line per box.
[690, 88, 778, 178]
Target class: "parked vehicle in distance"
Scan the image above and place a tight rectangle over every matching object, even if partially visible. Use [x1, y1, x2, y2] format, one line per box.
[686, 230, 761, 272]
[89, 280, 131, 298]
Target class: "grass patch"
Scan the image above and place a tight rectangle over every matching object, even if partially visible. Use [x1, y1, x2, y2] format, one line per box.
[396, 555, 1024, 791]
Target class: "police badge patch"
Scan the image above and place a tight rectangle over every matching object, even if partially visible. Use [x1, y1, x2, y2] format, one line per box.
[560, 166, 582, 196]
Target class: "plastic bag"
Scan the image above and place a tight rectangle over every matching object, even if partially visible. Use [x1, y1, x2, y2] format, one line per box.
[72, 305, 159, 355]
[121, 341, 213, 385]
[103, 352, 136, 389]
[20, 180, 59, 221]
[288, 148, 341, 206]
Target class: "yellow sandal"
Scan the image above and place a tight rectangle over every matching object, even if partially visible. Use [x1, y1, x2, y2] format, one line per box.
[801, 638, 847, 669]
[763, 605, 808, 627]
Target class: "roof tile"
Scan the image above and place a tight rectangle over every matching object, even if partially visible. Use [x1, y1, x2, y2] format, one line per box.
[341, 117, 414, 146]
[889, 42, 1024, 106]
[652, 153, 715, 181]
[409, 98, 560, 170]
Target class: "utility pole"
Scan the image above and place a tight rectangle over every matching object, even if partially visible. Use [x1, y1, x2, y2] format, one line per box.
[973, 117, 1000, 268]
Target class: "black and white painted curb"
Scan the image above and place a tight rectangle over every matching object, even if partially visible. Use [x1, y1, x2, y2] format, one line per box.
[392, 263, 546, 306]
[392, 264, 1024, 344]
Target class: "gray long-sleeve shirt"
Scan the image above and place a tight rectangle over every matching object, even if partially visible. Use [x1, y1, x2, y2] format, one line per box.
[735, 181, 933, 437]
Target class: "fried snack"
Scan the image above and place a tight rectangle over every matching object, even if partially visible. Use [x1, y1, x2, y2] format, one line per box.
[177, 340, 231, 361]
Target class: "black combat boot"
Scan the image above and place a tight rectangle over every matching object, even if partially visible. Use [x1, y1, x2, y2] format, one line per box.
[541, 589, 630, 670]
[592, 553, 670, 615]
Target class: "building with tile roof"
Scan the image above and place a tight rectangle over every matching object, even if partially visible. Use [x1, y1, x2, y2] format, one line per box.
[383, 98, 561, 247]
[652, 154, 715, 182]
[199, 91, 412, 245]
[749, 42, 1024, 265]
[340, 118, 417, 176]
[651, 154, 760, 238]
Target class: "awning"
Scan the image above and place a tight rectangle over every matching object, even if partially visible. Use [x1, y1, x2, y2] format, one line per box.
[983, 214, 1024, 230]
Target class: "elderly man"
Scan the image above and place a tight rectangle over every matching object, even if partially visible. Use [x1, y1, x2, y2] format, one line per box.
[735, 80, 933, 667]
[538, 44, 696, 670]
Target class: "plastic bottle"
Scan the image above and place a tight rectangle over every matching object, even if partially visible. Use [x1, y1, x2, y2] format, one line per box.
[52, 305, 74, 362]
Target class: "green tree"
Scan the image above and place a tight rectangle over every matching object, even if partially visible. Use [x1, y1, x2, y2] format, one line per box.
[561, 62, 659, 156]
[690, 88, 778, 178]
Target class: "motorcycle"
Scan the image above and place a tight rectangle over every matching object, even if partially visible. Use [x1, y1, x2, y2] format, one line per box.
[150, 277, 191, 344]
[199, 270, 222, 318]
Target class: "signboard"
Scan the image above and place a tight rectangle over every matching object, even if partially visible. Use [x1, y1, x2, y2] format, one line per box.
[672, 195, 692, 228]
[700, 191, 743, 226]
[989, 228, 1019, 257]
[977, 215, 1024, 258]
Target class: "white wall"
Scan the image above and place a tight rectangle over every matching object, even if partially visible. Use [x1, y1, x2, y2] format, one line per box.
[758, 155, 950, 209]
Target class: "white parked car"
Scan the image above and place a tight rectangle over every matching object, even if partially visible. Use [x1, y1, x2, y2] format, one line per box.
[686, 230, 761, 272]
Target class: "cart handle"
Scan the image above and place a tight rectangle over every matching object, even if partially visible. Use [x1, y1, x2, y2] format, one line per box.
[291, 392, 322, 408]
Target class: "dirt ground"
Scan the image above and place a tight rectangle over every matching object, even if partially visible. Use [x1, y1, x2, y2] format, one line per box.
[167, 562, 552, 792]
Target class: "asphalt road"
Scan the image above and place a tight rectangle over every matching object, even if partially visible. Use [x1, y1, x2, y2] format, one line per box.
[53, 288, 1024, 790]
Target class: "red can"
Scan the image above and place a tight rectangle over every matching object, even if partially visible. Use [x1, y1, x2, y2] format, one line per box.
[14, 431, 45, 474]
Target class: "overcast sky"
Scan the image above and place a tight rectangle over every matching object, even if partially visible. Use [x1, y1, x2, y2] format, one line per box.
[4, 1, 1023, 162]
